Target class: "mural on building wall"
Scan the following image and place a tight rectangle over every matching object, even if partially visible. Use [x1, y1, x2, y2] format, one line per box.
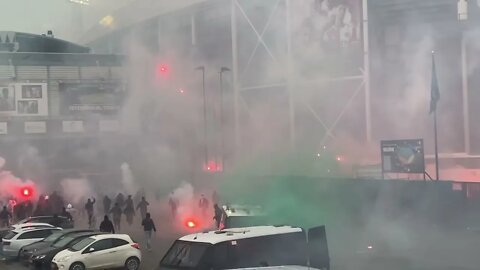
[0, 85, 15, 111]
[0, 83, 48, 116]
[291, 0, 363, 78]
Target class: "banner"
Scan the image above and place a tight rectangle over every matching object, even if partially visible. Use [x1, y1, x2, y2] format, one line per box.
[59, 83, 125, 115]
[0, 122, 7, 134]
[290, 0, 363, 78]
[24, 121, 47, 134]
[0, 83, 48, 116]
[62, 121, 85, 133]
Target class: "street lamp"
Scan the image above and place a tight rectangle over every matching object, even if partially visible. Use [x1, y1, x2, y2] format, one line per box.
[219, 67, 231, 172]
[195, 66, 208, 169]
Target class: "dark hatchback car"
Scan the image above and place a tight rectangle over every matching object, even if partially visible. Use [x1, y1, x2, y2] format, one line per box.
[19, 229, 94, 264]
[30, 231, 103, 269]
[18, 216, 74, 229]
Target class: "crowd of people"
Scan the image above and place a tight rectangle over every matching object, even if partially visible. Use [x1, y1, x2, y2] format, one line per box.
[0, 191, 70, 227]
[1, 189, 222, 252]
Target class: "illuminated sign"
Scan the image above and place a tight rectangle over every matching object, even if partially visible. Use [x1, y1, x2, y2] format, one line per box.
[381, 139, 425, 174]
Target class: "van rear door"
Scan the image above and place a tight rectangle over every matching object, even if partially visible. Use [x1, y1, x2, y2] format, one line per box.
[307, 226, 330, 270]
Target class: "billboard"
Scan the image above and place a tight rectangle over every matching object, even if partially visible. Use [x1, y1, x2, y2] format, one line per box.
[381, 139, 425, 174]
[290, 0, 363, 78]
[59, 83, 125, 115]
[0, 83, 48, 116]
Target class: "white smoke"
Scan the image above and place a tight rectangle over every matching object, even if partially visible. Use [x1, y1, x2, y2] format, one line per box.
[59, 178, 96, 206]
[172, 181, 195, 218]
[120, 162, 137, 195]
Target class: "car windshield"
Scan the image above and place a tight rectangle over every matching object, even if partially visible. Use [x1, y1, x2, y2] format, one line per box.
[160, 241, 210, 269]
[3, 231, 17, 240]
[44, 231, 64, 242]
[69, 237, 95, 251]
[53, 235, 76, 248]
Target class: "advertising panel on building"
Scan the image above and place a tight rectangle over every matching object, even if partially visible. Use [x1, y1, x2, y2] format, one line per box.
[59, 83, 125, 115]
[24, 121, 47, 134]
[0, 83, 48, 116]
[290, 0, 363, 78]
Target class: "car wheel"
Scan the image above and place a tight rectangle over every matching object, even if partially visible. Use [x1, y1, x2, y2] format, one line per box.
[69, 262, 86, 270]
[125, 257, 140, 270]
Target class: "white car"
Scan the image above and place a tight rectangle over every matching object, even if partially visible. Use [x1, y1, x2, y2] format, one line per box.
[2, 226, 62, 258]
[51, 234, 141, 270]
[11, 222, 54, 230]
[0, 223, 54, 239]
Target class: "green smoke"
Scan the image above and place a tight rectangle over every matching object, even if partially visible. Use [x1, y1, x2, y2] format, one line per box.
[219, 148, 354, 229]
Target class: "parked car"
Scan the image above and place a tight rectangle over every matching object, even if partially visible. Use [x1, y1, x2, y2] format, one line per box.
[2, 227, 62, 258]
[30, 231, 102, 268]
[17, 216, 74, 229]
[51, 234, 141, 270]
[19, 229, 94, 265]
[1, 223, 54, 241]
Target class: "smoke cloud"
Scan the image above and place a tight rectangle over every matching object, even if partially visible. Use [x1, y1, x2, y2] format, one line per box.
[59, 178, 96, 206]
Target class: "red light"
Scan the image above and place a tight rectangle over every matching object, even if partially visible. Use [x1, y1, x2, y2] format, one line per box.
[187, 221, 196, 228]
[156, 64, 169, 77]
[20, 186, 33, 198]
[204, 161, 222, 173]
[131, 243, 140, 250]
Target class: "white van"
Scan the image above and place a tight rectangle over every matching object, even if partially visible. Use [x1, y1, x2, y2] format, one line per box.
[157, 225, 329, 270]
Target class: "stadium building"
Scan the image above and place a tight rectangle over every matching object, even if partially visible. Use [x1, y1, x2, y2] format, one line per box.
[0, 31, 127, 184]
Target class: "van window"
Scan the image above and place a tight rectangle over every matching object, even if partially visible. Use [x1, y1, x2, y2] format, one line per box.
[221, 232, 307, 269]
[160, 240, 210, 269]
[225, 216, 268, 228]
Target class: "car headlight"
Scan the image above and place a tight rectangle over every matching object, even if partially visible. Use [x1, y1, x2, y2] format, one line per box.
[34, 255, 46, 260]
[57, 256, 71, 262]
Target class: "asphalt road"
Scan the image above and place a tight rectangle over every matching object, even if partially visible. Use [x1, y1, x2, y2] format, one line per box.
[0, 215, 181, 270]
[3, 215, 480, 270]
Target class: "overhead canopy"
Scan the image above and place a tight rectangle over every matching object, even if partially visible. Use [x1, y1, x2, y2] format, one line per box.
[81, 0, 209, 43]
[0, 31, 90, 53]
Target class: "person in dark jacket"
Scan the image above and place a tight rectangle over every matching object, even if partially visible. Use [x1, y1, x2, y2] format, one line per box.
[0, 206, 12, 227]
[136, 197, 149, 220]
[99, 215, 115, 233]
[124, 195, 135, 226]
[85, 198, 96, 228]
[213, 204, 223, 229]
[103, 195, 112, 215]
[110, 203, 123, 231]
[51, 214, 62, 227]
[199, 194, 209, 217]
[60, 207, 73, 221]
[141, 213, 157, 251]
